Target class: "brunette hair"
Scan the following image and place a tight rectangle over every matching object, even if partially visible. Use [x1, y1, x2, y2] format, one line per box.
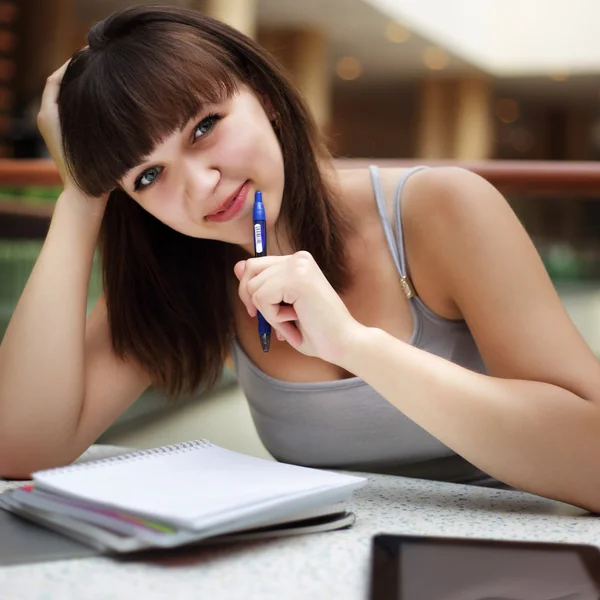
[58, 5, 351, 398]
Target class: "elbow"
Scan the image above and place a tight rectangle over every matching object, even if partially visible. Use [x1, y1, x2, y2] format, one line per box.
[544, 465, 600, 515]
[571, 486, 600, 515]
[0, 449, 74, 480]
[0, 464, 33, 480]
[0, 430, 24, 477]
[565, 494, 600, 515]
[0, 450, 34, 480]
[0, 428, 30, 478]
[0, 407, 80, 478]
[0, 438, 60, 480]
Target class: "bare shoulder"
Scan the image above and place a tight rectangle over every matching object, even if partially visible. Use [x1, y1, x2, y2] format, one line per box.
[335, 166, 412, 214]
[398, 165, 527, 296]
[368, 165, 481, 224]
[335, 165, 469, 317]
[400, 165, 500, 225]
[337, 165, 600, 397]
[361, 166, 485, 318]
[336, 164, 483, 204]
[398, 167, 510, 313]
[402, 167, 600, 397]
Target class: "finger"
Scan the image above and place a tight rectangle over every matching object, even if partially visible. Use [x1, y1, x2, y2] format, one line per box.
[238, 257, 285, 316]
[248, 271, 284, 313]
[237, 264, 259, 317]
[274, 322, 302, 348]
[243, 256, 286, 278]
[40, 59, 72, 110]
[233, 260, 246, 281]
[245, 260, 302, 306]
[259, 304, 298, 327]
[236, 260, 254, 316]
[52, 58, 72, 82]
[273, 304, 298, 323]
[250, 279, 301, 328]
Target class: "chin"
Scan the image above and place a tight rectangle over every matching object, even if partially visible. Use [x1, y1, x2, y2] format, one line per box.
[222, 231, 255, 246]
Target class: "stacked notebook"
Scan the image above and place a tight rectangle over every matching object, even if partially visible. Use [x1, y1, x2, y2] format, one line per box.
[0, 440, 366, 553]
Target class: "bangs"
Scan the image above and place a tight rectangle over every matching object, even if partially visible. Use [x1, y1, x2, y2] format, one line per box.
[61, 24, 239, 196]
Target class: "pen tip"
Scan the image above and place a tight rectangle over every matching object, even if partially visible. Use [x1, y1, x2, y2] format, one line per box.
[260, 333, 270, 353]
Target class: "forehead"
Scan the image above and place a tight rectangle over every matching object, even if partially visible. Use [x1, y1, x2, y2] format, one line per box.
[63, 31, 258, 196]
[120, 88, 264, 184]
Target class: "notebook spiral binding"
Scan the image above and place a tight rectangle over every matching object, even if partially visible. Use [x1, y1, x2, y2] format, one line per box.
[47, 440, 214, 476]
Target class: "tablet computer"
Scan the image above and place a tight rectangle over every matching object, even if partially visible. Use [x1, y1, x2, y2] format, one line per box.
[370, 533, 600, 600]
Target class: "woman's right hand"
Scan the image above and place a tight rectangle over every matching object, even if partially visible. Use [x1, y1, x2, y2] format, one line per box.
[37, 58, 110, 210]
[37, 59, 72, 188]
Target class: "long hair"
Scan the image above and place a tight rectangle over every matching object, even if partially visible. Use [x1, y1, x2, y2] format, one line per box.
[58, 5, 352, 398]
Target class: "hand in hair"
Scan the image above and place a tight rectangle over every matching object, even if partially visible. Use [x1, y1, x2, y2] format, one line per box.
[38, 53, 107, 205]
[37, 59, 74, 187]
[234, 251, 364, 366]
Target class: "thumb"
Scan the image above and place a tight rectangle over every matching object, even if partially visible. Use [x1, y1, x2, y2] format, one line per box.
[233, 260, 247, 280]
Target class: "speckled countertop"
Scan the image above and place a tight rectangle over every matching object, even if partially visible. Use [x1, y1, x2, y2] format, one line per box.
[0, 447, 597, 600]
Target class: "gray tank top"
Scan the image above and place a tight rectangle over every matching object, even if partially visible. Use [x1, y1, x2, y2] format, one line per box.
[231, 166, 497, 485]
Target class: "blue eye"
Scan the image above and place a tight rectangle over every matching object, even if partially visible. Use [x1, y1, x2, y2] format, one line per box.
[193, 113, 221, 141]
[134, 166, 163, 192]
[132, 113, 222, 193]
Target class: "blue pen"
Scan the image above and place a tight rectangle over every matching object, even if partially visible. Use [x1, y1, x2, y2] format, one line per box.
[253, 191, 271, 352]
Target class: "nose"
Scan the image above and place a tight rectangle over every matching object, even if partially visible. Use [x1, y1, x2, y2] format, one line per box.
[181, 160, 220, 216]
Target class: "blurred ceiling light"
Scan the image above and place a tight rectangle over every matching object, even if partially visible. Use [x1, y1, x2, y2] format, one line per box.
[0, 2, 18, 24]
[336, 56, 363, 81]
[0, 31, 16, 53]
[549, 71, 569, 81]
[0, 87, 11, 110]
[385, 21, 411, 43]
[509, 126, 534, 153]
[0, 59, 15, 82]
[590, 119, 600, 148]
[496, 98, 519, 124]
[422, 46, 449, 70]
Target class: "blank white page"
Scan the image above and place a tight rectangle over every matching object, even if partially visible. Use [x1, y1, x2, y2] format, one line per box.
[32, 441, 365, 528]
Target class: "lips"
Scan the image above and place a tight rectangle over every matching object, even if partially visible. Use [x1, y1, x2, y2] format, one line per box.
[205, 181, 250, 223]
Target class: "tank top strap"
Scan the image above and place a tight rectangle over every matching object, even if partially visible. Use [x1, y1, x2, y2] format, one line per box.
[369, 165, 429, 299]
[370, 165, 403, 275]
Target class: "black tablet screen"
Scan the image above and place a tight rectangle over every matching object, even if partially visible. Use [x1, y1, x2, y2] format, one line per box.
[371, 535, 600, 600]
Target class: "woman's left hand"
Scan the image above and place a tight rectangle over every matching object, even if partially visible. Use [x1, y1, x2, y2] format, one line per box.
[234, 251, 364, 365]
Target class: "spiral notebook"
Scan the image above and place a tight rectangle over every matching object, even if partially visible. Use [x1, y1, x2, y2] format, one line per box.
[0, 440, 366, 553]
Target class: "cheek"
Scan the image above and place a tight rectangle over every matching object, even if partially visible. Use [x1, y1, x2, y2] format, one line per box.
[137, 194, 188, 232]
[214, 119, 283, 173]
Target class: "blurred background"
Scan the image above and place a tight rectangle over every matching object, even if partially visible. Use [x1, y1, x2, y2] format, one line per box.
[2, 0, 600, 453]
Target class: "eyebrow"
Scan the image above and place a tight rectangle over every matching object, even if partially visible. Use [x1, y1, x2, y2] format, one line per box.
[121, 129, 186, 188]
[121, 101, 220, 189]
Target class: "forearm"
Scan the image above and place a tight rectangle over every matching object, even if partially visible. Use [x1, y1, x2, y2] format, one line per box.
[341, 326, 600, 511]
[0, 189, 106, 454]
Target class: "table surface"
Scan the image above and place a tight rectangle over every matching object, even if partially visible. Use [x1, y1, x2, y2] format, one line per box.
[0, 447, 597, 600]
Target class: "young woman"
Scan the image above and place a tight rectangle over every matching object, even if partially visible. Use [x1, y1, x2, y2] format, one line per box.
[2, 5, 600, 511]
